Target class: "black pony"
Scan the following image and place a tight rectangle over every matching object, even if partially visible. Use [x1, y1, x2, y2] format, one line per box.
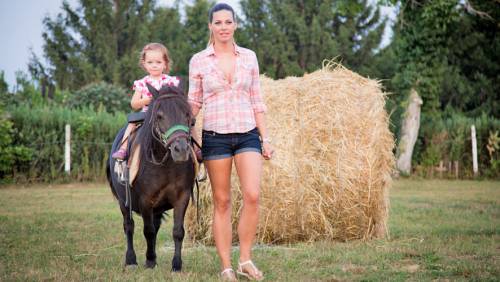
[106, 83, 195, 271]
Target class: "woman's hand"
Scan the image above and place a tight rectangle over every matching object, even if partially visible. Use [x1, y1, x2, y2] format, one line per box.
[262, 141, 274, 160]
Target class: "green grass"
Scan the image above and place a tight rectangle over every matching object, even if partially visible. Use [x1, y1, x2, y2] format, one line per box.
[0, 180, 499, 281]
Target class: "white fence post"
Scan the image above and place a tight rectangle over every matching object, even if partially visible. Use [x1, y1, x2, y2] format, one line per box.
[65, 124, 71, 174]
[471, 125, 478, 177]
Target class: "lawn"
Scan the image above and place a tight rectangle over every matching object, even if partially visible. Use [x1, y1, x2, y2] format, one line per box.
[0, 180, 498, 281]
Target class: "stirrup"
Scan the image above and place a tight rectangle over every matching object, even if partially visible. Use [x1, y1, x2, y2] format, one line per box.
[237, 260, 264, 281]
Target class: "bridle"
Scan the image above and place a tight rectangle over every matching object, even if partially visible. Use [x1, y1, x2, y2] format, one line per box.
[149, 94, 192, 165]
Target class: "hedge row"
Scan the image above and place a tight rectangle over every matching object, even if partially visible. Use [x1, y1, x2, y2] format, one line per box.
[6, 105, 126, 182]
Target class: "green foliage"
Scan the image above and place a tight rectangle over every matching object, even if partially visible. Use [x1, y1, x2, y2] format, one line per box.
[11, 72, 46, 107]
[239, 0, 388, 78]
[34, 0, 158, 91]
[16, 0, 500, 180]
[413, 110, 500, 178]
[486, 130, 500, 178]
[185, 0, 214, 61]
[149, 5, 190, 75]
[441, 0, 500, 118]
[8, 104, 125, 182]
[392, 0, 460, 119]
[391, 0, 499, 118]
[0, 105, 32, 181]
[0, 71, 8, 94]
[69, 81, 130, 114]
[388, 0, 499, 177]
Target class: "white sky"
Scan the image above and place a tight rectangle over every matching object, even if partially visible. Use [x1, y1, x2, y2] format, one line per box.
[0, 0, 393, 89]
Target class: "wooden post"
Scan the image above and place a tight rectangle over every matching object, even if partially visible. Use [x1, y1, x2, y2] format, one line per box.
[448, 161, 452, 177]
[436, 160, 446, 178]
[65, 124, 71, 174]
[396, 89, 423, 175]
[471, 125, 478, 177]
[454, 161, 459, 179]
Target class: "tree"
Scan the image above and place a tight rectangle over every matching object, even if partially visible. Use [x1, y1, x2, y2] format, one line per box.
[387, 0, 500, 171]
[441, 0, 500, 118]
[149, 5, 189, 76]
[0, 71, 8, 94]
[184, 0, 214, 60]
[32, 0, 157, 91]
[240, 0, 388, 79]
[392, 0, 461, 120]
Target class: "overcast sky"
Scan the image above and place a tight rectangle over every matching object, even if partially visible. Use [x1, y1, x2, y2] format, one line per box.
[0, 0, 393, 89]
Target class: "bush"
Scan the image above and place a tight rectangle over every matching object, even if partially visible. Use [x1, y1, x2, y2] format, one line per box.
[8, 104, 126, 182]
[414, 111, 500, 178]
[68, 81, 131, 114]
[0, 108, 32, 181]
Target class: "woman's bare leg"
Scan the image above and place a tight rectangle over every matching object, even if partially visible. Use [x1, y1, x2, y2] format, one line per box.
[206, 157, 234, 270]
[234, 152, 262, 262]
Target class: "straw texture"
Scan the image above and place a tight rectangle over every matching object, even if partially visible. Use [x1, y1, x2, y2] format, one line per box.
[186, 61, 395, 244]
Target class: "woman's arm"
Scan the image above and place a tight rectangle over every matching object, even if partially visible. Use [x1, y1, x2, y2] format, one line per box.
[255, 112, 273, 160]
[188, 56, 203, 147]
[188, 56, 203, 117]
[249, 52, 273, 159]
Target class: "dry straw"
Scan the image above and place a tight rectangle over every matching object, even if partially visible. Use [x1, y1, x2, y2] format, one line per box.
[186, 61, 395, 244]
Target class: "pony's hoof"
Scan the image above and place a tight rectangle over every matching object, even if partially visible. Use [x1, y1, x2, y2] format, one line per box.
[171, 257, 182, 272]
[171, 267, 182, 272]
[145, 260, 157, 269]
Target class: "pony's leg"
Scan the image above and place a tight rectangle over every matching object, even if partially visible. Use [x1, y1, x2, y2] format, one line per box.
[153, 213, 163, 236]
[120, 203, 137, 266]
[142, 211, 157, 268]
[171, 192, 191, 272]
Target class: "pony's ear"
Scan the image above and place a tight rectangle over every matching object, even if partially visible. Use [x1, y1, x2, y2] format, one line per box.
[146, 83, 159, 99]
[176, 77, 186, 94]
[162, 85, 184, 96]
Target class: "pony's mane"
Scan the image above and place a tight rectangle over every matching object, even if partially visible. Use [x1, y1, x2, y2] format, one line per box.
[135, 90, 192, 176]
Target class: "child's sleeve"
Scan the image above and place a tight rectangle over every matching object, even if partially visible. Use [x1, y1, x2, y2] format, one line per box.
[132, 79, 146, 96]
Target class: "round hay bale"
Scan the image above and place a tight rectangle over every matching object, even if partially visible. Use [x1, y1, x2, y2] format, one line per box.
[186, 61, 395, 244]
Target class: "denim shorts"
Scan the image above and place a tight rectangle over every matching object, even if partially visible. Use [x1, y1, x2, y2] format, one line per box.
[202, 128, 262, 161]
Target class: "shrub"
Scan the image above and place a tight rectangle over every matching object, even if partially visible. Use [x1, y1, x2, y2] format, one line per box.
[8, 104, 125, 182]
[68, 81, 131, 114]
[0, 108, 32, 181]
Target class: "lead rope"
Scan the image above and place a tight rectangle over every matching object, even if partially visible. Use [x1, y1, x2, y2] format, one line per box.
[190, 137, 202, 224]
[196, 177, 200, 224]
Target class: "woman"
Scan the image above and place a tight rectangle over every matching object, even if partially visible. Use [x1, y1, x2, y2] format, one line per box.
[188, 3, 273, 281]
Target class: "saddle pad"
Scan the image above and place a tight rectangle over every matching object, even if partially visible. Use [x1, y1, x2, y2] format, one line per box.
[127, 145, 199, 186]
[128, 143, 141, 185]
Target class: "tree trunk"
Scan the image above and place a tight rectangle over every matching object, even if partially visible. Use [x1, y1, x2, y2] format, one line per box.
[396, 89, 423, 175]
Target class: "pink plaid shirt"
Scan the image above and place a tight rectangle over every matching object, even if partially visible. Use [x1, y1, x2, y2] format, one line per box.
[188, 44, 267, 134]
[133, 74, 180, 112]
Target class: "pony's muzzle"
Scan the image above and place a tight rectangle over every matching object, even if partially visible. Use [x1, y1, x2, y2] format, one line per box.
[170, 139, 190, 163]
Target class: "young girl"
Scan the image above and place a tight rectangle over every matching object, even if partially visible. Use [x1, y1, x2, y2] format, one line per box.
[112, 43, 180, 160]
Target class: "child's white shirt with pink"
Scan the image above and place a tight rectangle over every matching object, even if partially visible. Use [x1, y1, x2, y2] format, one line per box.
[132, 74, 180, 112]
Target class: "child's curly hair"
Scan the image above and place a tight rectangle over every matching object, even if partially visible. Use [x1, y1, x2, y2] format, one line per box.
[139, 43, 172, 73]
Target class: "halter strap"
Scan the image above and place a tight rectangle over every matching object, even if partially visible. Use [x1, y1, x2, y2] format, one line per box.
[162, 124, 189, 143]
